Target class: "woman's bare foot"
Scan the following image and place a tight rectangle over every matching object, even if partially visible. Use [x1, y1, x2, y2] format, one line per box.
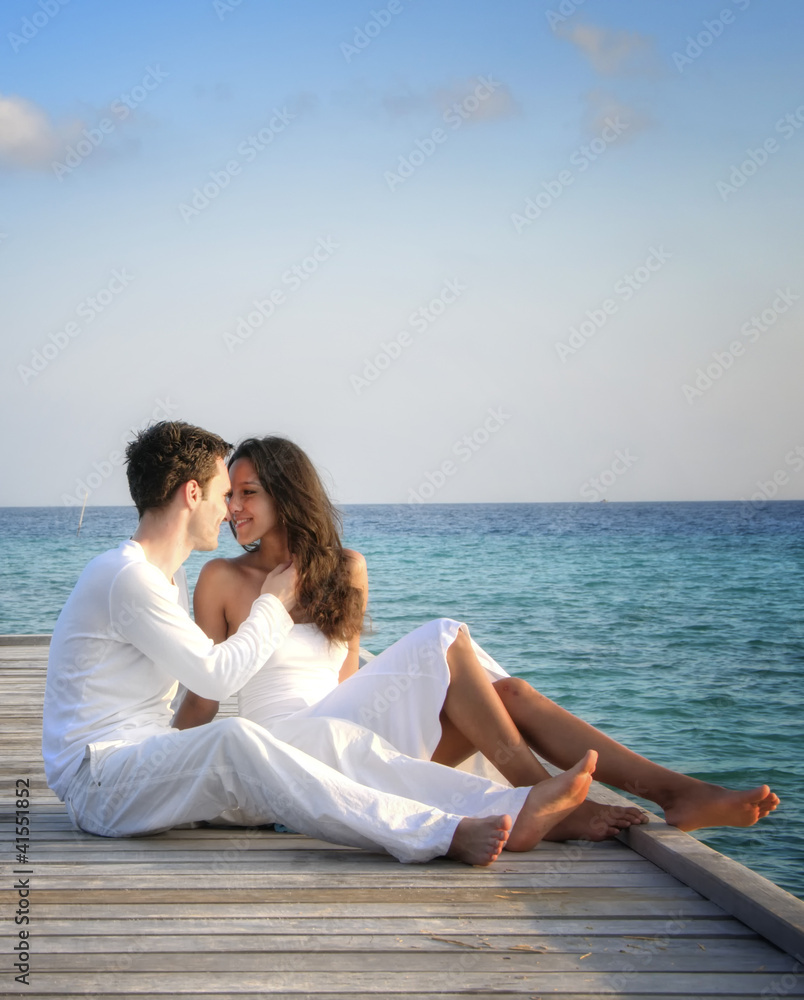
[663, 783, 780, 832]
[447, 815, 512, 866]
[544, 799, 649, 842]
[507, 750, 598, 852]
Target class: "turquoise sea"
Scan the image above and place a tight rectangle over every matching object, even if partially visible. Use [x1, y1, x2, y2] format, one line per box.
[1, 502, 802, 899]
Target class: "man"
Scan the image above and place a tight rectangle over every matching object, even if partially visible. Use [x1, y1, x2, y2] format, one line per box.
[42, 421, 593, 865]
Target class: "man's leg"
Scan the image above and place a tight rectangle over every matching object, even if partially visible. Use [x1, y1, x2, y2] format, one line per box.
[268, 715, 599, 852]
[64, 718, 460, 862]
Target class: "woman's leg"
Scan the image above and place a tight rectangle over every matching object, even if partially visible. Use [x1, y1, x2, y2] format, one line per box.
[433, 628, 645, 839]
[493, 676, 780, 831]
[433, 628, 553, 784]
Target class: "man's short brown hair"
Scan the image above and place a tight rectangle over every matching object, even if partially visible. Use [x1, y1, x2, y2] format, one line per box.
[125, 421, 232, 517]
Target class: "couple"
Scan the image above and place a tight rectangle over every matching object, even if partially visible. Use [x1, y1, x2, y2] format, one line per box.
[42, 421, 777, 867]
[175, 433, 780, 840]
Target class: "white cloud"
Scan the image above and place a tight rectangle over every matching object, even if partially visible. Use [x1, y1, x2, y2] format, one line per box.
[561, 23, 658, 76]
[0, 94, 82, 169]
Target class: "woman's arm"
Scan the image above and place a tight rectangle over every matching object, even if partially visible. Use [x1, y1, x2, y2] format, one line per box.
[172, 690, 220, 729]
[172, 560, 232, 729]
[338, 549, 368, 683]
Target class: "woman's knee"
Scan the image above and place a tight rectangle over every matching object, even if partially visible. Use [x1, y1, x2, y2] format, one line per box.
[447, 626, 473, 653]
[416, 617, 462, 642]
[494, 676, 540, 704]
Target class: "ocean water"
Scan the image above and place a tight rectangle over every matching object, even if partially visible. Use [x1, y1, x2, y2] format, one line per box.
[1, 502, 802, 899]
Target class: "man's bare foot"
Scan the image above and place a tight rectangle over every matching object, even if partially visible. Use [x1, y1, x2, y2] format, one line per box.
[663, 783, 780, 832]
[507, 750, 598, 852]
[447, 815, 512, 866]
[545, 799, 649, 842]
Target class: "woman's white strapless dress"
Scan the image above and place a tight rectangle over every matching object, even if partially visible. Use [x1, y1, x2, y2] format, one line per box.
[238, 618, 511, 783]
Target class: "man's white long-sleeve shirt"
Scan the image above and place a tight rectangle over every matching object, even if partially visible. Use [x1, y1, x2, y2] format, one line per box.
[42, 539, 293, 800]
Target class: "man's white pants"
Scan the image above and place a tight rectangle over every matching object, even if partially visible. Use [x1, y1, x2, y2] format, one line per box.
[64, 716, 529, 863]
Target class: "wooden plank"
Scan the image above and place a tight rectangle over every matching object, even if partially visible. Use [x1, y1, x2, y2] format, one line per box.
[0, 820, 631, 852]
[11, 995, 802, 1000]
[2, 839, 652, 864]
[0, 884, 724, 908]
[572, 769, 804, 959]
[0, 634, 50, 645]
[4, 868, 685, 890]
[623, 819, 804, 958]
[0, 913, 756, 937]
[9, 932, 776, 957]
[1, 883, 721, 911]
[9, 948, 797, 974]
[4, 970, 804, 995]
[0, 841, 658, 866]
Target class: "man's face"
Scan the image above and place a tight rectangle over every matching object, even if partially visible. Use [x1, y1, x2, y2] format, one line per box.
[189, 457, 231, 552]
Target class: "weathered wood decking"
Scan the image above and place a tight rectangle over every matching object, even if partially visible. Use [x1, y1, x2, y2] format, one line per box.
[2, 636, 803, 998]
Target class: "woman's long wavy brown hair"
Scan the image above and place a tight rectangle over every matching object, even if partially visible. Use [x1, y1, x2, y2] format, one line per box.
[228, 437, 364, 642]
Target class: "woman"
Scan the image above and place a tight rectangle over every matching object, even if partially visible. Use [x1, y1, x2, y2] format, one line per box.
[175, 436, 779, 841]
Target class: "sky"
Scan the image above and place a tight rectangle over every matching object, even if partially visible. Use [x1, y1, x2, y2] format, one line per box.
[2, 0, 803, 506]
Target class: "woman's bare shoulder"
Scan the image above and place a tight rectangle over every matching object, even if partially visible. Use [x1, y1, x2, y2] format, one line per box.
[343, 549, 366, 572]
[343, 549, 367, 586]
[197, 556, 251, 586]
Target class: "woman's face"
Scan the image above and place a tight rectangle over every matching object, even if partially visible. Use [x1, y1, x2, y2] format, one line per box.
[227, 457, 281, 545]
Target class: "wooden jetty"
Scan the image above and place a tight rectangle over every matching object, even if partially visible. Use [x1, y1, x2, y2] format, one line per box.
[2, 635, 803, 998]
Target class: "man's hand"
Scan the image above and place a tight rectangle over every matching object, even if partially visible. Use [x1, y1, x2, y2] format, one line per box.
[260, 560, 297, 611]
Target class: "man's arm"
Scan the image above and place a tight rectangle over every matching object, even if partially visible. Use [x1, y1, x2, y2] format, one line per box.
[172, 560, 232, 729]
[110, 559, 297, 701]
